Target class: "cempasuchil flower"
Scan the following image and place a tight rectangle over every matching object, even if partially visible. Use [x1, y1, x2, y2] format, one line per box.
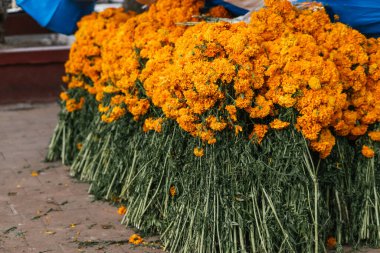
[61, 0, 380, 159]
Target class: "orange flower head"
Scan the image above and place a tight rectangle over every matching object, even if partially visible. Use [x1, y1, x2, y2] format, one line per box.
[270, 119, 290, 130]
[169, 185, 176, 197]
[234, 125, 243, 135]
[117, 205, 127, 215]
[368, 131, 380, 142]
[129, 234, 143, 245]
[362, 145, 375, 158]
[326, 236, 337, 249]
[308, 77, 321, 90]
[249, 124, 269, 144]
[207, 6, 231, 18]
[193, 147, 204, 157]
[59, 92, 69, 101]
[143, 118, 163, 133]
[76, 143, 83, 150]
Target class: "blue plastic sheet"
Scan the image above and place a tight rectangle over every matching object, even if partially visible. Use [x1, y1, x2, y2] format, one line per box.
[16, 0, 95, 35]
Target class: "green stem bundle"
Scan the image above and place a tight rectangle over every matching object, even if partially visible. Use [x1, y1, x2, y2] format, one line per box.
[46, 101, 380, 252]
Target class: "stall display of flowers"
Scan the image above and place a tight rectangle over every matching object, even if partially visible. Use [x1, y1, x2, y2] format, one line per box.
[47, 0, 380, 252]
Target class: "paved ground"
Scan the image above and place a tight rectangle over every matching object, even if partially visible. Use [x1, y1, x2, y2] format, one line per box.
[0, 103, 163, 253]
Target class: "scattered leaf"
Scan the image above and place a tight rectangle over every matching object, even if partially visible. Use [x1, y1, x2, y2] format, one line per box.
[87, 223, 97, 229]
[3, 226, 17, 234]
[15, 230, 26, 238]
[31, 208, 61, 220]
[101, 224, 114, 229]
[60, 200, 69, 206]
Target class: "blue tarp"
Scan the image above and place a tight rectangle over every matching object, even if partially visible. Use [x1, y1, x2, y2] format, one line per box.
[16, 0, 94, 35]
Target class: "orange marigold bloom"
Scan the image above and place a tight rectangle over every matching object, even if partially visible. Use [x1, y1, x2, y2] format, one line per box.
[59, 92, 69, 101]
[308, 76, 321, 90]
[193, 147, 204, 157]
[207, 6, 231, 18]
[31, 171, 39, 177]
[101, 106, 126, 123]
[362, 145, 375, 158]
[225, 105, 237, 122]
[351, 125, 368, 136]
[117, 205, 127, 215]
[98, 104, 109, 113]
[234, 125, 243, 135]
[169, 185, 176, 197]
[206, 116, 227, 132]
[60, 0, 380, 159]
[368, 131, 380, 141]
[269, 119, 290, 130]
[66, 97, 85, 112]
[76, 143, 83, 150]
[62, 75, 70, 83]
[326, 236, 337, 249]
[143, 118, 163, 133]
[249, 124, 269, 144]
[278, 95, 296, 108]
[310, 129, 336, 159]
[103, 85, 120, 94]
[129, 234, 143, 245]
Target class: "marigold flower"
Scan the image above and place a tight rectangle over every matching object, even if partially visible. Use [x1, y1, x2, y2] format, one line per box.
[76, 143, 83, 150]
[118, 205, 127, 215]
[269, 119, 290, 130]
[249, 124, 269, 144]
[310, 129, 335, 159]
[65, 97, 85, 112]
[207, 6, 231, 18]
[129, 234, 143, 245]
[98, 104, 109, 113]
[103, 86, 119, 94]
[60, 0, 380, 159]
[143, 118, 163, 133]
[62, 75, 70, 83]
[326, 236, 337, 249]
[308, 77, 321, 90]
[169, 185, 176, 197]
[234, 125, 243, 135]
[59, 92, 69, 101]
[225, 105, 237, 122]
[193, 147, 204, 157]
[368, 131, 380, 141]
[362, 145, 375, 158]
[351, 125, 368, 136]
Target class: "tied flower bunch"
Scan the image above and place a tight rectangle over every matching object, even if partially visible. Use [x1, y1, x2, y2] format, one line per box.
[60, 0, 380, 159]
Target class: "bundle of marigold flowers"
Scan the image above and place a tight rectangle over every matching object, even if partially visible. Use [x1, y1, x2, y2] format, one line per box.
[59, 0, 380, 159]
[49, 0, 380, 252]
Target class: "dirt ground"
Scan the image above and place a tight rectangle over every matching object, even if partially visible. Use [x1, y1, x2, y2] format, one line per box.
[0, 103, 163, 253]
